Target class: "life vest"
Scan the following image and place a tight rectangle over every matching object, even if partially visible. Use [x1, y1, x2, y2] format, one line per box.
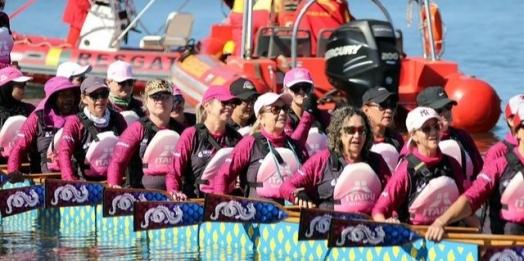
[187, 123, 241, 198]
[439, 139, 474, 189]
[73, 110, 123, 179]
[288, 110, 327, 134]
[448, 129, 475, 184]
[141, 129, 180, 175]
[246, 132, 305, 199]
[120, 110, 140, 126]
[125, 117, 185, 188]
[306, 127, 328, 156]
[384, 128, 402, 152]
[316, 151, 381, 213]
[32, 110, 63, 172]
[45, 128, 63, 172]
[0, 115, 26, 158]
[499, 151, 524, 223]
[398, 154, 459, 225]
[370, 143, 399, 172]
[237, 126, 252, 137]
[108, 98, 145, 118]
[199, 147, 234, 194]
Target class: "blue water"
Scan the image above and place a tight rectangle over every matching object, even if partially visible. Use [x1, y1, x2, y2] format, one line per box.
[2, 0, 523, 259]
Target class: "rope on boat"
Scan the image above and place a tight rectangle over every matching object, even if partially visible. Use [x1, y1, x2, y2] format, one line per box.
[14, 37, 72, 49]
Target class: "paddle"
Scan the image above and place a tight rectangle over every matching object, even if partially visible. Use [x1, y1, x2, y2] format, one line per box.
[297, 208, 370, 240]
[133, 193, 301, 231]
[0, 184, 44, 217]
[102, 187, 174, 217]
[44, 179, 105, 208]
[327, 219, 485, 248]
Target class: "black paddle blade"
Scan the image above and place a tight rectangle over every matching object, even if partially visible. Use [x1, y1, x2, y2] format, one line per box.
[44, 179, 104, 208]
[133, 201, 204, 231]
[0, 185, 44, 217]
[102, 187, 172, 217]
[298, 208, 370, 240]
[328, 219, 422, 247]
[203, 193, 289, 224]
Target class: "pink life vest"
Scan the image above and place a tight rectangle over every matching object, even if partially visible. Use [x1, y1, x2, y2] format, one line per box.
[199, 147, 234, 194]
[84, 131, 119, 177]
[306, 127, 328, 156]
[0, 115, 26, 157]
[409, 176, 459, 225]
[370, 143, 399, 172]
[46, 128, 64, 171]
[499, 151, 524, 222]
[333, 162, 382, 213]
[237, 126, 252, 137]
[142, 130, 180, 176]
[439, 139, 474, 189]
[256, 147, 300, 198]
[120, 111, 140, 126]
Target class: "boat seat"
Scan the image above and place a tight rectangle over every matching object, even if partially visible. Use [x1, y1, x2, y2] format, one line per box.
[254, 26, 311, 58]
[316, 29, 335, 58]
[139, 12, 194, 51]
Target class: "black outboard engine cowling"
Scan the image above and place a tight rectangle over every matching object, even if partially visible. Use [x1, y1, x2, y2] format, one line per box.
[325, 19, 401, 107]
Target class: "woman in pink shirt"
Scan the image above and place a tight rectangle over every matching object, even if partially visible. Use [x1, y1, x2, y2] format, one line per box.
[280, 106, 391, 213]
[165, 86, 242, 200]
[372, 107, 466, 226]
[426, 104, 524, 240]
[107, 79, 186, 190]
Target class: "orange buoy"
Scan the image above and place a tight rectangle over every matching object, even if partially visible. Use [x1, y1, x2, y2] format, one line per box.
[444, 74, 501, 133]
[421, 2, 444, 57]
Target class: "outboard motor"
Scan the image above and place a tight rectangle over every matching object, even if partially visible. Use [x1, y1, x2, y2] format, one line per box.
[324, 19, 401, 107]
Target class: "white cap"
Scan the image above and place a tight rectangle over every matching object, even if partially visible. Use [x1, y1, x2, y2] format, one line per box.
[56, 62, 92, 78]
[405, 107, 440, 132]
[107, 60, 134, 82]
[254, 92, 293, 117]
[505, 94, 524, 118]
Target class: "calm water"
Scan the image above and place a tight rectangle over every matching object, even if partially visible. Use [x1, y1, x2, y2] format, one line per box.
[2, 0, 524, 260]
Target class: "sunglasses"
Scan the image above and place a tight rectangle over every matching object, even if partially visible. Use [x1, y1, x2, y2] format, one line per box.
[342, 126, 366, 135]
[368, 101, 397, 111]
[116, 79, 135, 86]
[87, 90, 110, 100]
[220, 100, 238, 108]
[173, 96, 185, 104]
[241, 97, 257, 105]
[13, 82, 26, 89]
[419, 122, 441, 133]
[263, 104, 290, 115]
[69, 75, 86, 83]
[289, 83, 312, 94]
[150, 93, 171, 101]
[436, 104, 454, 114]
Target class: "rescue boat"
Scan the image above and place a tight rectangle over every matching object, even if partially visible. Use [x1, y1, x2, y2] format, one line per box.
[10, 0, 500, 133]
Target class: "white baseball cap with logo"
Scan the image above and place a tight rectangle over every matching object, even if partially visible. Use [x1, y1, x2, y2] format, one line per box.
[254, 92, 293, 117]
[505, 94, 524, 118]
[107, 60, 134, 82]
[405, 106, 441, 132]
[56, 62, 92, 78]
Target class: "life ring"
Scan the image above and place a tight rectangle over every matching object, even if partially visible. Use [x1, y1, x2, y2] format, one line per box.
[420, 2, 444, 57]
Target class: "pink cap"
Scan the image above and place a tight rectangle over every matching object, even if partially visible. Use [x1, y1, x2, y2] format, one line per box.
[172, 85, 182, 96]
[505, 94, 524, 118]
[107, 60, 134, 82]
[201, 86, 237, 104]
[283, 67, 313, 88]
[0, 67, 33, 86]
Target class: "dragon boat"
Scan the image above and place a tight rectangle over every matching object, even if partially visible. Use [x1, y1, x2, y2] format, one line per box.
[0, 176, 523, 260]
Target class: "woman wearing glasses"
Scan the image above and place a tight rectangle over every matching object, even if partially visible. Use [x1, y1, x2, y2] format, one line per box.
[279, 106, 391, 213]
[166, 86, 243, 200]
[283, 68, 331, 134]
[8, 77, 80, 176]
[170, 86, 196, 127]
[372, 107, 469, 226]
[227, 77, 260, 132]
[108, 79, 186, 190]
[361, 86, 404, 152]
[213, 92, 315, 203]
[0, 67, 35, 164]
[106, 60, 145, 118]
[58, 76, 127, 181]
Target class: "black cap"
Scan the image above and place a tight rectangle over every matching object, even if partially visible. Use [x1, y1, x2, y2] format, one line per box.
[229, 77, 260, 100]
[416, 86, 457, 109]
[362, 86, 398, 104]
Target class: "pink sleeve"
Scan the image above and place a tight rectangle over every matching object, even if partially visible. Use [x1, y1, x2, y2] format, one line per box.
[371, 160, 410, 217]
[398, 142, 409, 159]
[58, 117, 82, 181]
[8, 112, 39, 173]
[463, 158, 503, 212]
[483, 143, 505, 166]
[372, 152, 392, 186]
[214, 136, 256, 194]
[107, 122, 144, 186]
[280, 149, 330, 203]
[290, 111, 315, 144]
[284, 118, 294, 137]
[166, 127, 196, 192]
[448, 157, 465, 194]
